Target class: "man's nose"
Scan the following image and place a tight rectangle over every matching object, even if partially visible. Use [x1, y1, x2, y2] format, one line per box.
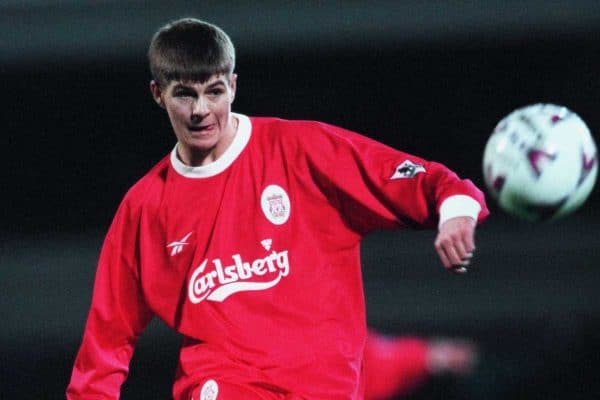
[191, 97, 209, 120]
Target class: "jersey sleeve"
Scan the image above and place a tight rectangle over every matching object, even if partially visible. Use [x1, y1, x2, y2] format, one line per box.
[67, 197, 153, 399]
[298, 121, 489, 234]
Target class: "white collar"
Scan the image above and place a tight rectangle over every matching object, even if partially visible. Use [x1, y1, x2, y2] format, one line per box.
[170, 113, 251, 178]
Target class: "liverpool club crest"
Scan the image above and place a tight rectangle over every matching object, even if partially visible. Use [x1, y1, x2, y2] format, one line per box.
[267, 194, 286, 218]
[261, 184, 291, 225]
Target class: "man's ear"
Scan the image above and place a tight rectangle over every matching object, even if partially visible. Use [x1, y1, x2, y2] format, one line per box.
[229, 73, 237, 103]
[150, 80, 165, 108]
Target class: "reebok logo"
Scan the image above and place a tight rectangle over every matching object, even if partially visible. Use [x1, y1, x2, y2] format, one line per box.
[188, 249, 290, 303]
[167, 232, 193, 256]
[260, 238, 272, 251]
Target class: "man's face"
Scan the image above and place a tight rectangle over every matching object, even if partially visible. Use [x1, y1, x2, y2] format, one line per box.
[151, 73, 237, 165]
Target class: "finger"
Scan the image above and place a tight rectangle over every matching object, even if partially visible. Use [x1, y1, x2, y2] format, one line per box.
[436, 244, 452, 268]
[456, 223, 477, 258]
[443, 243, 464, 267]
[455, 229, 476, 263]
[445, 240, 474, 274]
[461, 251, 474, 268]
[451, 265, 468, 274]
[435, 232, 475, 269]
[453, 238, 470, 261]
[462, 225, 476, 254]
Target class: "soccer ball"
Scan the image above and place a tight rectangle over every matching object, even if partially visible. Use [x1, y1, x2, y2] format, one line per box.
[483, 103, 597, 221]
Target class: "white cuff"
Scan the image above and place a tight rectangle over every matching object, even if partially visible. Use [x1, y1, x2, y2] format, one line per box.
[438, 195, 481, 228]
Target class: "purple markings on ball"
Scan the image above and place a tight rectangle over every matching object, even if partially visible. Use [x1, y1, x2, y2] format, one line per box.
[527, 148, 557, 178]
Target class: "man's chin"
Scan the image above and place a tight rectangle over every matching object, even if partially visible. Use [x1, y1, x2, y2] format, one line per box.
[186, 130, 218, 145]
[188, 129, 215, 140]
[177, 136, 216, 153]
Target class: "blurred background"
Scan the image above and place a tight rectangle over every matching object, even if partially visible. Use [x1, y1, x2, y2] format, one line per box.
[2, 1, 600, 399]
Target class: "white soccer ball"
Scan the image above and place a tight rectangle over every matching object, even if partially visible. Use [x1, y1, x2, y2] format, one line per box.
[483, 103, 597, 221]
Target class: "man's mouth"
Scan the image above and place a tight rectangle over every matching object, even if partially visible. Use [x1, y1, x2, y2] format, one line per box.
[188, 124, 214, 133]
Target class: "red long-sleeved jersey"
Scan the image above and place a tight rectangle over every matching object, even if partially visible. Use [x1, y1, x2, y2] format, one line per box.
[67, 114, 488, 399]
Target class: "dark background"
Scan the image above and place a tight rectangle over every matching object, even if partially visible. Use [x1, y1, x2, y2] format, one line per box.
[2, 1, 600, 399]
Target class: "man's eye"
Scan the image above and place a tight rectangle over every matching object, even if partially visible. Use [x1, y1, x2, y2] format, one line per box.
[209, 89, 223, 96]
[174, 92, 192, 97]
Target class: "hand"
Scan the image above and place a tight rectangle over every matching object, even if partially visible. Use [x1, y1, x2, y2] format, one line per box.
[426, 338, 479, 375]
[434, 216, 476, 274]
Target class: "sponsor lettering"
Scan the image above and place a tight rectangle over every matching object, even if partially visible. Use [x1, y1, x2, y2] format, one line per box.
[188, 250, 290, 303]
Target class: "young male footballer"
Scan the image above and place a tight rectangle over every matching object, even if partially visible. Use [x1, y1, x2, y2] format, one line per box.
[67, 18, 488, 400]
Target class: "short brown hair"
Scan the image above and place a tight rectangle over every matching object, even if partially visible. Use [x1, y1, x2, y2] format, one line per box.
[148, 18, 235, 88]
